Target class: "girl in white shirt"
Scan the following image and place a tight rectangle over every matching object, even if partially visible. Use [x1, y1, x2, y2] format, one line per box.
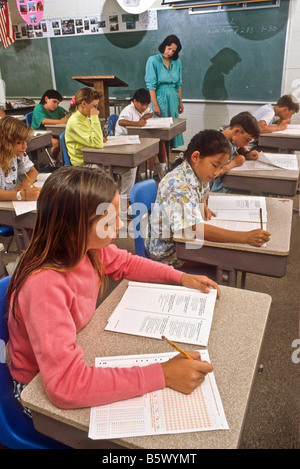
[0, 116, 41, 201]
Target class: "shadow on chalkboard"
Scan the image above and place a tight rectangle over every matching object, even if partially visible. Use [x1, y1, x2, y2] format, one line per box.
[202, 48, 241, 101]
[103, 30, 147, 48]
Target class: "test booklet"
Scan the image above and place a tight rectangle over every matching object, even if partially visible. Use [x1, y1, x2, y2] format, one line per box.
[207, 195, 267, 222]
[105, 281, 217, 346]
[103, 135, 141, 146]
[12, 174, 52, 215]
[144, 117, 173, 128]
[88, 350, 229, 440]
[230, 152, 298, 171]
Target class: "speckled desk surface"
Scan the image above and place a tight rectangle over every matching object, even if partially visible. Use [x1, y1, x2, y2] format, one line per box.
[174, 196, 293, 256]
[21, 280, 271, 449]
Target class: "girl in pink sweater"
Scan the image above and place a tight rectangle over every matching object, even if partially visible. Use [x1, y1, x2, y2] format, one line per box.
[7, 166, 218, 412]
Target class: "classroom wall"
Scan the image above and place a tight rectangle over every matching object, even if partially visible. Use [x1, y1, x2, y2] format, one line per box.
[7, 0, 300, 147]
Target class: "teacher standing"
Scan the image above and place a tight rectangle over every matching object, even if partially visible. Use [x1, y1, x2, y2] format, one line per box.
[145, 35, 184, 178]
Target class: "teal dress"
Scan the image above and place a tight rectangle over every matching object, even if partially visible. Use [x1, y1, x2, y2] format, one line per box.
[145, 53, 184, 148]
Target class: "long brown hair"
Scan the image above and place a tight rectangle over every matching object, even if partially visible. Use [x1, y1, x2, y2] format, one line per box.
[0, 116, 33, 172]
[7, 166, 118, 320]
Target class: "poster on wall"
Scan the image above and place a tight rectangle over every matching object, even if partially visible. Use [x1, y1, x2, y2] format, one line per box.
[12, 10, 157, 39]
[16, 0, 44, 25]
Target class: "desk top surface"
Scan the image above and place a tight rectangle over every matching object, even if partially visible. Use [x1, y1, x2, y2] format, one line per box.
[174, 196, 293, 256]
[21, 280, 271, 449]
[82, 137, 160, 155]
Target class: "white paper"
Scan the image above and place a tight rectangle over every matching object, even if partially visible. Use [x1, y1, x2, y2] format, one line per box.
[272, 128, 300, 135]
[256, 152, 298, 170]
[144, 117, 173, 128]
[88, 350, 229, 440]
[231, 153, 298, 172]
[207, 195, 267, 222]
[33, 130, 49, 136]
[12, 201, 37, 216]
[105, 282, 217, 346]
[104, 135, 140, 146]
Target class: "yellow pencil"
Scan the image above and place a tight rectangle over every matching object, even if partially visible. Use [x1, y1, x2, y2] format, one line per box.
[161, 335, 194, 360]
[25, 172, 36, 188]
[259, 208, 263, 230]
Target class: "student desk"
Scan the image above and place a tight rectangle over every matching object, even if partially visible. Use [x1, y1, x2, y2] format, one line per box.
[258, 131, 300, 152]
[222, 165, 299, 196]
[126, 118, 186, 164]
[44, 123, 66, 138]
[81, 138, 160, 178]
[174, 197, 293, 288]
[0, 201, 36, 253]
[27, 131, 52, 170]
[21, 279, 271, 450]
[27, 131, 52, 154]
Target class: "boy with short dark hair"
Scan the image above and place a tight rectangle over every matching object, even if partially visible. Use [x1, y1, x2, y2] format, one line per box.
[115, 88, 153, 135]
[252, 94, 299, 134]
[210, 111, 261, 193]
[31, 89, 70, 166]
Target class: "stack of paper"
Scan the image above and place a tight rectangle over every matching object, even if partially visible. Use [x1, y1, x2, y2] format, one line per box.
[206, 195, 267, 232]
[104, 135, 141, 146]
[88, 350, 229, 440]
[105, 281, 217, 346]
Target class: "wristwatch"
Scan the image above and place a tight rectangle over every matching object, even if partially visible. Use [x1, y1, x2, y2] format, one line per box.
[16, 191, 22, 201]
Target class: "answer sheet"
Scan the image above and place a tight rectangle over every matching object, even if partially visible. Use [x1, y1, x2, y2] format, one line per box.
[105, 282, 217, 346]
[88, 350, 229, 440]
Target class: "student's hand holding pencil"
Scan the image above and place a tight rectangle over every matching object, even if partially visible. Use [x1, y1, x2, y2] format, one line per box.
[161, 351, 213, 394]
[244, 228, 271, 247]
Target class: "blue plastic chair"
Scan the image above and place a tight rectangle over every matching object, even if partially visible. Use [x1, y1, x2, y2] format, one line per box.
[130, 179, 158, 257]
[0, 276, 70, 449]
[107, 114, 119, 136]
[59, 131, 71, 166]
[25, 112, 33, 127]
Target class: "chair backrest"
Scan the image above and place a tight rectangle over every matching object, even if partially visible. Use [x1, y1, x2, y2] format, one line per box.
[59, 131, 71, 166]
[0, 275, 69, 449]
[25, 112, 33, 127]
[107, 114, 119, 136]
[129, 179, 158, 257]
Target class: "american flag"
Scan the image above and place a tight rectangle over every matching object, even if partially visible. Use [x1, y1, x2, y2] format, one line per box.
[0, 0, 15, 50]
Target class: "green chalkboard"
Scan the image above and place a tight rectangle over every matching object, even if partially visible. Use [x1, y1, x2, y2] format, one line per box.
[0, 39, 53, 97]
[1, 0, 290, 102]
[52, 1, 290, 102]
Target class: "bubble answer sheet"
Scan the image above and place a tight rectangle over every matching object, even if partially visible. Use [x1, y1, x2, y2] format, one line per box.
[88, 350, 229, 440]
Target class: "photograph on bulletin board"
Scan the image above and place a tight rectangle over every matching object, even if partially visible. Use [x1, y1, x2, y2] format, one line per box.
[16, 0, 44, 25]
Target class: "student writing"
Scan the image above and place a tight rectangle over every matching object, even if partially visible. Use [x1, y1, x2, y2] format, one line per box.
[252, 94, 299, 134]
[115, 88, 153, 135]
[210, 112, 260, 193]
[115, 88, 156, 181]
[145, 130, 271, 268]
[31, 89, 70, 166]
[7, 166, 217, 413]
[0, 116, 41, 201]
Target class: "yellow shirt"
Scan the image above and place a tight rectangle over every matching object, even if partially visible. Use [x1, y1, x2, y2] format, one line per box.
[65, 110, 103, 166]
